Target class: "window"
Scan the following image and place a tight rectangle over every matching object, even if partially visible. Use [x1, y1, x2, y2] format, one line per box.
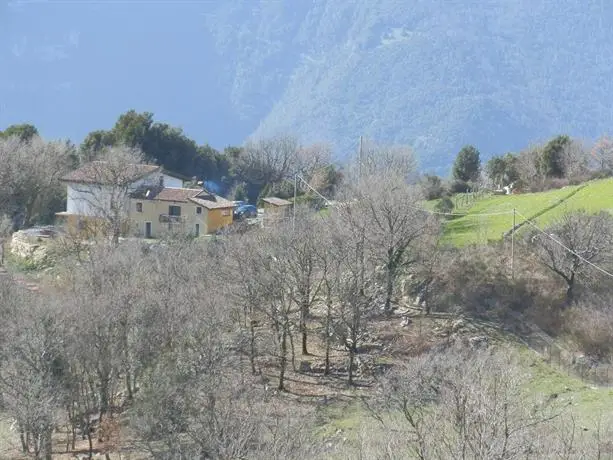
[136, 202, 143, 213]
[222, 209, 231, 216]
[195, 223, 200, 237]
[196, 206, 202, 215]
[168, 205, 181, 216]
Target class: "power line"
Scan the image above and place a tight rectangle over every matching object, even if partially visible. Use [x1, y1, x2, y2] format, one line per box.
[405, 203, 514, 218]
[515, 210, 613, 279]
[296, 173, 331, 205]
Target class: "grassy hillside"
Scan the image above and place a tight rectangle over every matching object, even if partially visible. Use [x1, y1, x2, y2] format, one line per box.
[437, 179, 613, 246]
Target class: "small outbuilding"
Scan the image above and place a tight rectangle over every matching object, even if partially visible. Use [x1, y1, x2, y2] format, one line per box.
[262, 197, 293, 226]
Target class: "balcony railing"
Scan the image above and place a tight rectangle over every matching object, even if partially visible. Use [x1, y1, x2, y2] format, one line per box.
[159, 214, 185, 224]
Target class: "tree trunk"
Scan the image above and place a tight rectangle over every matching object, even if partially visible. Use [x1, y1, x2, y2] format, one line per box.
[19, 422, 28, 453]
[112, 229, 120, 246]
[249, 319, 257, 375]
[384, 262, 394, 315]
[43, 429, 53, 460]
[324, 296, 332, 376]
[348, 346, 355, 385]
[288, 327, 296, 371]
[87, 425, 94, 459]
[565, 272, 576, 307]
[300, 281, 311, 355]
[278, 328, 288, 391]
[99, 376, 111, 442]
[125, 372, 133, 401]
[300, 302, 309, 355]
[67, 405, 77, 450]
[99, 377, 110, 418]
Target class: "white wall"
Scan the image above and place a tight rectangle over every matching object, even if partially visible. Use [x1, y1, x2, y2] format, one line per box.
[67, 183, 112, 216]
[65, 171, 182, 217]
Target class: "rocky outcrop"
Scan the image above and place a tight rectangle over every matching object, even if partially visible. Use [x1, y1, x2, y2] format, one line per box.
[10, 229, 52, 267]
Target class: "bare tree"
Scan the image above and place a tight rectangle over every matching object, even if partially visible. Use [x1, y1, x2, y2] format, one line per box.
[0, 283, 66, 460]
[591, 135, 613, 171]
[319, 240, 342, 376]
[294, 142, 333, 179]
[0, 213, 12, 265]
[278, 214, 326, 355]
[226, 228, 297, 390]
[565, 292, 613, 360]
[515, 143, 544, 189]
[60, 240, 153, 456]
[326, 202, 378, 384]
[130, 285, 260, 458]
[224, 233, 266, 375]
[358, 174, 440, 314]
[363, 345, 573, 460]
[236, 135, 301, 186]
[0, 135, 74, 228]
[528, 210, 613, 304]
[67, 145, 147, 245]
[560, 138, 590, 180]
[352, 139, 417, 183]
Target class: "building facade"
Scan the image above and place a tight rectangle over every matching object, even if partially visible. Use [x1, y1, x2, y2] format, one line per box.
[56, 161, 233, 238]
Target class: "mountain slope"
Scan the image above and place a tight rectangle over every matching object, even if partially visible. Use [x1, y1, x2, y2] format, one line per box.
[3, 1, 613, 172]
[234, 0, 613, 170]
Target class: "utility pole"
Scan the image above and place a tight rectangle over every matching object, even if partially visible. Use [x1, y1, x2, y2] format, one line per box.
[292, 172, 297, 232]
[511, 208, 516, 280]
[358, 135, 363, 187]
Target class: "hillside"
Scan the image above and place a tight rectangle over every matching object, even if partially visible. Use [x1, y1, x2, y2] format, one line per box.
[3, 1, 613, 171]
[437, 178, 613, 245]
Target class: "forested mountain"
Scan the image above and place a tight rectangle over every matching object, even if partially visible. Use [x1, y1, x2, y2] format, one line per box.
[2, 0, 613, 171]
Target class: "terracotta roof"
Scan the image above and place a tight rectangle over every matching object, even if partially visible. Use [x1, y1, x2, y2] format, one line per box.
[130, 186, 233, 209]
[150, 187, 200, 203]
[262, 197, 292, 207]
[190, 190, 234, 209]
[61, 161, 161, 185]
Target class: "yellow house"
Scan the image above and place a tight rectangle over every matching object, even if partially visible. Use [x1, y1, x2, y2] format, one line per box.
[129, 186, 234, 238]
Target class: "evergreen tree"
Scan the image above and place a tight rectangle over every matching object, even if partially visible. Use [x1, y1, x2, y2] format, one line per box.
[452, 145, 481, 182]
[538, 135, 570, 178]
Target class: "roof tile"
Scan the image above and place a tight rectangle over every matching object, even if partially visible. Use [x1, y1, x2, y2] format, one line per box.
[61, 161, 161, 185]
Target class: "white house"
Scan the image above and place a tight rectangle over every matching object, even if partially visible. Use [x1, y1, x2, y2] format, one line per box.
[56, 161, 186, 232]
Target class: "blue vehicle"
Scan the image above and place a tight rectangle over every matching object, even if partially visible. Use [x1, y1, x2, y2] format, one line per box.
[234, 204, 258, 220]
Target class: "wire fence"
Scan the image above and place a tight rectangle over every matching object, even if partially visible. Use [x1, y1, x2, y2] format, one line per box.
[542, 344, 613, 385]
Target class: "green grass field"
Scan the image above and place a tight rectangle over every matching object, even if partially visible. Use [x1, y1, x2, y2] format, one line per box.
[433, 179, 613, 246]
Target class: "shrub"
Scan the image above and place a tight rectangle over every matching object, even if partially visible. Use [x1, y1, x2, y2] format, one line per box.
[421, 174, 446, 200]
[449, 179, 470, 194]
[434, 196, 454, 215]
[565, 303, 613, 360]
[589, 169, 613, 181]
[525, 177, 570, 193]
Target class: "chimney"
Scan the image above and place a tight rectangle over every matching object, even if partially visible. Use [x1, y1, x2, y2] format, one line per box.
[159, 175, 164, 187]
